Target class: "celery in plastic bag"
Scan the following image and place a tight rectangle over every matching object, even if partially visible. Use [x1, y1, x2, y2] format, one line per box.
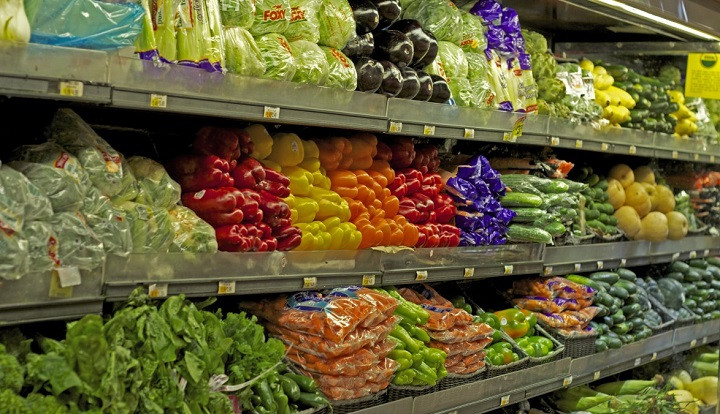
[176, 0, 208, 67]
[154, 0, 180, 62]
[135, 0, 158, 58]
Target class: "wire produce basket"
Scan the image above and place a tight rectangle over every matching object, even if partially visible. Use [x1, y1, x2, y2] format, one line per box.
[485, 337, 530, 378]
[436, 367, 486, 391]
[541, 323, 598, 358]
[330, 389, 387, 414]
[647, 298, 678, 335]
[387, 383, 437, 400]
[527, 325, 566, 367]
[297, 406, 328, 414]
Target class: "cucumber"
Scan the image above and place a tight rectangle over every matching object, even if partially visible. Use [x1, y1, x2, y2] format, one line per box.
[595, 281, 612, 292]
[586, 174, 600, 187]
[589, 321, 603, 335]
[612, 322, 631, 335]
[628, 317, 644, 327]
[501, 174, 570, 194]
[567, 275, 604, 292]
[596, 304, 609, 317]
[606, 336, 623, 349]
[614, 280, 638, 295]
[685, 269, 702, 282]
[622, 303, 642, 318]
[595, 291, 615, 307]
[589, 272, 620, 285]
[500, 193, 544, 208]
[697, 269, 713, 283]
[585, 209, 601, 220]
[615, 268, 637, 282]
[707, 258, 720, 267]
[611, 310, 626, 324]
[666, 272, 685, 282]
[609, 285, 629, 300]
[613, 297, 623, 307]
[669, 261, 691, 274]
[689, 259, 708, 269]
[544, 222, 567, 237]
[511, 208, 546, 223]
[595, 339, 609, 353]
[620, 334, 635, 344]
[602, 315, 615, 328]
[506, 224, 553, 244]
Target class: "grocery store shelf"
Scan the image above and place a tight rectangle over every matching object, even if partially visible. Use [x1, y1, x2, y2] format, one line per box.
[556, 41, 720, 57]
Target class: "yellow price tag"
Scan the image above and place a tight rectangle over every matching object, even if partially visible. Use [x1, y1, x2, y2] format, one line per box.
[218, 281, 236, 295]
[711, 155, 716, 163]
[629, 145, 637, 155]
[575, 139, 583, 148]
[303, 277, 317, 289]
[362, 274, 376, 286]
[594, 371, 601, 380]
[500, 395, 510, 406]
[149, 283, 168, 298]
[423, 125, 436, 136]
[49, 271, 74, 298]
[651, 352, 658, 361]
[574, 263, 582, 272]
[503, 265, 514, 275]
[691, 339, 698, 348]
[634, 358, 642, 366]
[672, 252, 681, 261]
[704, 249, 710, 257]
[263, 106, 280, 119]
[389, 121, 403, 133]
[601, 143, 609, 151]
[464, 128, 475, 138]
[620, 258, 627, 267]
[690, 251, 698, 259]
[150, 93, 167, 108]
[694, 153, 700, 161]
[464, 267, 475, 278]
[703, 336, 708, 344]
[59, 81, 84, 97]
[544, 266, 553, 276]
[550, 136, 560, 146]
[563, 376, 573, 387]
[416, 270, 428, 281]
[597, 261, 604, 270]
[672, 150, 679, 159]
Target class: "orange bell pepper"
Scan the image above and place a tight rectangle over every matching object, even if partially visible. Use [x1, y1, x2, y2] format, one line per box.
[388, 220, 405, 245]
[333, 186, 359, 198]
[356, 185, 376, 205]
[328, 170, 358, 187]
[369, 160, 395, 183]
[347, 133, 378, 170]
[317, 137, 350, 171]
[367, 170, 389, 188]
[383, 195, 400, 218]
[344, 197, 366, 220]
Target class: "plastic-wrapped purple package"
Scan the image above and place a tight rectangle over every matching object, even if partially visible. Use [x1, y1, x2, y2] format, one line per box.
[487, 177, 506, 195]
[455, 211, 482, 231]
[447, 177, 479, 200]
[496, 207, 516, 225]
[470, 178, 491, 198]
[485, 24, 505, 50]
[469, 0, 502, 24]
[500, 7, 521, 35]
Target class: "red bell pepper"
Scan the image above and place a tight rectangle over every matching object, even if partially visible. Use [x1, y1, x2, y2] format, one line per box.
[264, 168, 291, 186]
[256, 222, 273, 240]
[259, 180, 291, 198]
[167, 154, 230, 177]
[231, 157, 266, 190]
[405, 178, 422, 195]
[239, 189, 263, 224]
[181, 187, 243, 213]
[176, 168, 226, 192]
[276, 227, 302, 251]
[399, 168, 423, 182]
[411, 193, 435, 213]
[433, 194, 456, 224]
[215, 225, 252, 252]
[197, 209, 245, 227]
[193, 126, 245, 162]
[388, 175, 408, 198]
[374, 141, 393, 162]
[388, 137, 415, 169]
[398, 197, 422, 223]
[258, 190, 291, 222]
[264, 237, 278, 251]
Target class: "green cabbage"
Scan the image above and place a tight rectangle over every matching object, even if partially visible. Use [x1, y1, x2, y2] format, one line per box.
[116, 201, 174, 254]
[285, 0, 321, 42]
[0, 164, 53, 232]
[255, 33, 297, 81]
[317, 0, 355, 49]
[448, 77, 479, 107]
[219, 0, 256, 28]
[537, 77, 566, 103]
[459, 12, 486, 54]
[250, 0, 291, 36]
[168, 206, 218, 253]
[224, 27, 266, 77]
[290, 40, 329, 85]
[50, 212, 105, 271]
[127, 156, 181, 209]
[321, 46, 357, 91]
[436, 41, 468, 80]
[403, 0, 463, 44]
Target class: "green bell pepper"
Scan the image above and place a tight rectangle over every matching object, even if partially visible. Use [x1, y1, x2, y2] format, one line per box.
[392, 368, 416, 386]
[424, 348, 447, 366]
[390, 325, 420, 353]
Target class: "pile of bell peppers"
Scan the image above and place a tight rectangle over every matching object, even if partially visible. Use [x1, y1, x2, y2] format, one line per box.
[377, 286, 448, 387]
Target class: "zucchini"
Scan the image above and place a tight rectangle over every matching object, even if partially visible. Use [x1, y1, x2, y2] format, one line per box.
[611, 310, 626, 324]
[606, 336, 623, 349]
[510, 208, 546, 223]
[602, 315, 615, 328]
[506, 224, 553, 244]
[567, 275, 603, 292]
[595, 281, 612, 292]
[669, 261, 691, 274]
[689, 259, 708, 269]
[595, 339, 609, 353]
[707, 257, 720, 267]
[628, 317, 644, 328]
[595, 291, 615, 307]
[596, 304, 609, 317]
[500, 193, 544, 208]
[590, 272, 620, 285]
[684, 283, 698, 296]
[697, 269, 713, 283]
[685, 269, 702, 282]
[609, 285, 629, 300]
[620, 334, 635, 344]
[615, 268, 637, 282]
[612, 322, 631, 335]
[666, 272, 685, 282]
[614, 280, 638, 295]
[622, 303, 642, 318]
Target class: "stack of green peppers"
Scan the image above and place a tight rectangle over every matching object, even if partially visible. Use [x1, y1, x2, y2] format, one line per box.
[485, 342, 520, 366]
[515, 336, 555, 358]
[377, 286, 449, 387]
[247, 370, 329, 414]
[451, 296, 474, 314]
[473, 311, 503, 343]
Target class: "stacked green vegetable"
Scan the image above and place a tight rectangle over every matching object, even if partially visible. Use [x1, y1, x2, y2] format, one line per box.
[0, 289, 327, 414]
[472, 309, 521, 366]
[568, 269, 653, 352]
[675, 191, 706, 233]
[553, 376, 680, 413]
[379, 287, 448, 387]
[522, 30, 571, 118]
[502, 174, 584, 244]
[649, 259, 720, 322]
[573, 168, 619, 237]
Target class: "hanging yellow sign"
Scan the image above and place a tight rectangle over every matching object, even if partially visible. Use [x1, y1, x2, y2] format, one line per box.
[685, 53, 720, 99]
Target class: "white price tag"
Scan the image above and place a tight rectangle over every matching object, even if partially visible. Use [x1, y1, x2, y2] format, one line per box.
[690, 251, 698, 259]
[423, 125, 436, 136]
[711, 155, 716, 163]
[629, 145, 637, 155]
[150, 93, 167, 108]
[672, 252, 680, 261]
[303, 277, 317, 289]
[464, 267, 475, 278]
[500, 395, 510, 406]
[694, 153, 700, 161]
[362, 274, 376, 286]
[597, 261, 604, 270]
[634, 358, 641, 366]
[389, 121, 403, 133]
[463, 128, 475, 139]
[563, 376, 573, 387]
[620, 258, 627, 267]
[703, 336, 708, 344]
[593, 371, 601, 380]
[503, 265, 514, 275]
[704, 249, 711, 257]
[601, 143, 609, 151]
[263, 106, 280, 119]
[218, 281, 236, 295]
[672, 150, 679, 159]
[550, 136, 560, 146]
[56, 267, 81, 288]
[544, 266, 553, 276]
[651, 352, 658, 361]
[59, 81, 84, 97]
[574, 263, 582, 272]
[149, 283, 168, 298]
[416, 270, 428, 281]
[691, 339, 698, 348]
[575, 139, 583, 148]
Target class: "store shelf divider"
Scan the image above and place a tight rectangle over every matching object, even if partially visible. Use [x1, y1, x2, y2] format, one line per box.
[349, 397, 413, 414]
[674, 319, 720, 347]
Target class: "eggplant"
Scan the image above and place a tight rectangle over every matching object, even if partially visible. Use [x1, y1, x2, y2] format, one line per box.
[412, 30, 438, 70]
[355, 57, 384, 93]
[413, 70, 433, 101]
[372, 30, 413, 68]
[349, 0, 379, 34]
[429, 74, 451, 103]
[378, 60, 403, 97]
[388, 19, 430, 67]
[369, 0, 401, 29]
[343, 32, 375, 58]
[397, 67, 420, 99]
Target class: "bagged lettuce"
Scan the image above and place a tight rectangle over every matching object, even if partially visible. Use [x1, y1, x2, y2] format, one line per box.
[50, 212, 105, 271]
[168, 206, 218, 253]
[116, 201, 174, 253]
[436, 41, 468, 80]
[224, 27, 266, 77]
[322, 47, 357, 91]
[460, 12, 486, 54]
[255, 33, 297, 81]
[291, 40, 329, 85]
[10, 142, 90, 213]
[317, 0, 355, 49]
[285, 0, 321, 42]
[448, 77, 479, 107]
[111, 158, 140, 204]
[403, 0, 462, 44]
[250, 0, 291, 36]
[82, 187, 133, 257]
[0, 231, 28, 280]
[220, 0, 256, 28]
[128, 156, 181, 209]
[466, 53, 496, 108]
[23, 221, 57, 273]
[0, 164, 53, 233]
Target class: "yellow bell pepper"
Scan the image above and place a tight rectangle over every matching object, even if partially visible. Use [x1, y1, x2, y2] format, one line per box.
[267, 133, 305, 167]
[322, 216, 342, 229]
[299, 157, 321, 172]
[316, 199, 350, 221]
[245, 124, 273, 160]
[302, 140, 320, 159]
[290, 208, 299, 223]
[284, 166, 314, 196]
[668, 90, 685, 105]
[261, 159, 282, 172]
[339, 222, 362, 250]
[310, 187, 343, 203]
[294, 196, 319, 223]
[311, 171, 331, 190]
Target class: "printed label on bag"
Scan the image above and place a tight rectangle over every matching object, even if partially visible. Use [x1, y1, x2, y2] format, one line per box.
[57, 267, 81, 288]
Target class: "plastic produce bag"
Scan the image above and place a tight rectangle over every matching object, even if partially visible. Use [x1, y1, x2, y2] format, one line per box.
[317, 0, 356, 49]
[322, 47, 357, 91]
[0, 164, 53, 232]
[134, 0, 157, 59]
[459, 12, 486, 54]
[448, 77, 478, 107]
[127, 156, 181, 209]
[111, 159, 140, 204]
[255, 33, 297, 81]
[285, 0, 321, 42]
[47, 108, 131, 198]
[24, 0, 144, 49]
[116, 201, 174, 253]
[403, 0, 462, 45]
[167, 206, 218, 253]
[82, 187, 133, 257]
[219, 0, 255, 28]
[0, 231, 28, 280]
[290, 40, 329, 85]
[22, 221, 57, 274]
[50, 212, 105, 271]
[436, 41, 468, 80]
[249, 0, 291, 36]
[176, 0, 211, 68]
[10, 143, 90, 213]
[223, 27, 266, 77]
[136, 0, 181, 62]
[205, 0, 226, 71]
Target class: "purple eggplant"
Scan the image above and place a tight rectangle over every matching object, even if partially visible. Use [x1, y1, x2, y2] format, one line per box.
[413, 70, 433, 101]
[372, 29, 413, 68]
[412, 30, 438, 70]
[343, 32, 375, 58]
[355, 57, 384, 93]
[397, 67, 420, 99]
[378, 60, 403, 97]
[429, 74, 451, 103]
[369, 0, 401, 29]
[388, 19, 431, 67]
[349, 0, 379, 34]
